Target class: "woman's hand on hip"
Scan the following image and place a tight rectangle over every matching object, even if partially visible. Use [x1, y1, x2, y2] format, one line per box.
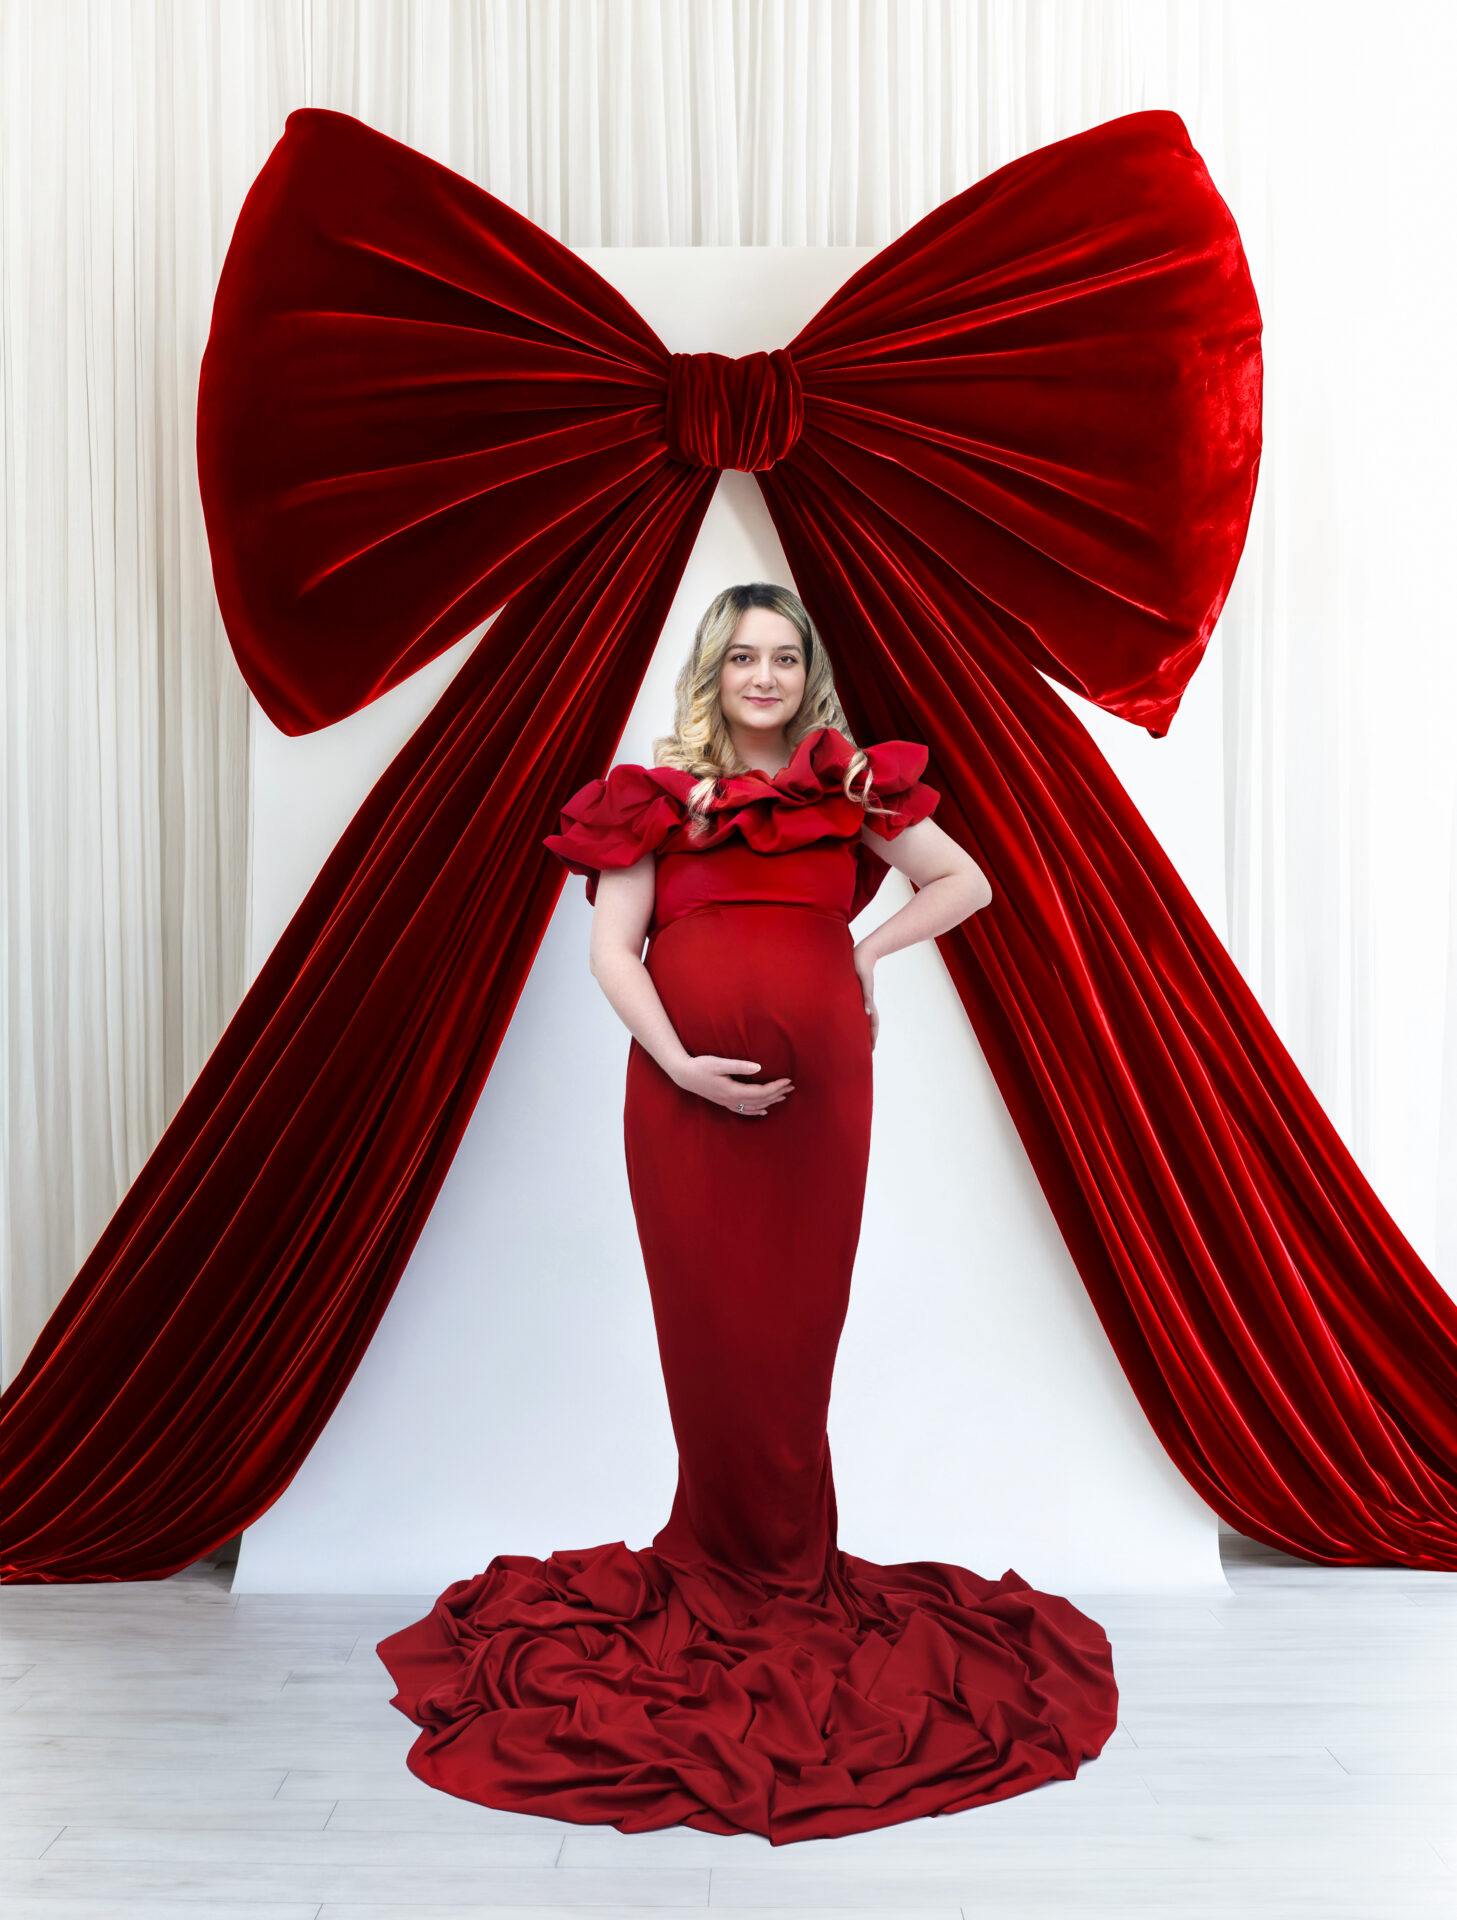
[672, 1056, 794, 1117]
[852, 946, 879, 1050]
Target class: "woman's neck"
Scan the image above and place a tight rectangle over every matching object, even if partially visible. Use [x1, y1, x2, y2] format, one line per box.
[727, 724, 791, 778]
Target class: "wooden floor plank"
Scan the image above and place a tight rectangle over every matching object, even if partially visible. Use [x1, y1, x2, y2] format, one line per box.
[2, 1534, 1455, 1916]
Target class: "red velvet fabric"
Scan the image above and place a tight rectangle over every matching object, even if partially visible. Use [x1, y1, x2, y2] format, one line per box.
[3, 104, 1454, 1581]
[665, 348, 805, 470]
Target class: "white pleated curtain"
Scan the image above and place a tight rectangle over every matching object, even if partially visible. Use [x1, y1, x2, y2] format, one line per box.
[4, 0, 1455, 1383]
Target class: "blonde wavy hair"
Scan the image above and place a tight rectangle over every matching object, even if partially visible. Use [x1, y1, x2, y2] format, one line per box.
[651, 582, 893, 830]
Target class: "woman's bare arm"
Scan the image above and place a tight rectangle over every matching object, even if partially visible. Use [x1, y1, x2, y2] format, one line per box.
[850, 815, 992, 1046]
[590, 858, 793, 1117]
[855, 816, 991, 960]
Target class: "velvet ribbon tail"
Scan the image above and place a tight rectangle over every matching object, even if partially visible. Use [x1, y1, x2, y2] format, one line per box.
[762, 466, 1457, 1569]
[0, 473, 714, 1582]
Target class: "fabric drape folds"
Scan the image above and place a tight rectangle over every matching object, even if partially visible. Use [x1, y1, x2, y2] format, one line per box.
[3, 102, 1452, 1581]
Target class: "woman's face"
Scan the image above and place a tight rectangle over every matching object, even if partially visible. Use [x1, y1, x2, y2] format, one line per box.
[717, 608, 807, 737]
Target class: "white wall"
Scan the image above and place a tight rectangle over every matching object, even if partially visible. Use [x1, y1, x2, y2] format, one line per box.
[235, 248, 1224, 1597]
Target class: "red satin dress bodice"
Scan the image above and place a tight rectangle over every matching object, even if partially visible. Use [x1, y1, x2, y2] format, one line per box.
[651, 838, 857, 935]
[378, 726, 1120, 1842]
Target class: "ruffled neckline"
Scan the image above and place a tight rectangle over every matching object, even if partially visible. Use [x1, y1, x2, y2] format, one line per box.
[659, 726, 868, 812]
[541, 727, 938, 912]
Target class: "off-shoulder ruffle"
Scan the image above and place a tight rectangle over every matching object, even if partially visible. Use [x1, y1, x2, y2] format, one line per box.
[543, 726, 939, 903]
[540, 765, 684, 905]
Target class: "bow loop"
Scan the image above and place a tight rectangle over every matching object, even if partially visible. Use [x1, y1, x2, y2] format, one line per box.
[197, 108, 1260, 743]
[665, 349, 804, 472]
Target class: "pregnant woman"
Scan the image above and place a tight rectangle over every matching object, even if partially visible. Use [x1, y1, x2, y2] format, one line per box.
[378, 581, 1119, 1843]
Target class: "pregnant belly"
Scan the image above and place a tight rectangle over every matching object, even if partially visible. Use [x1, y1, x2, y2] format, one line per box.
[645, 902, 871, 1088]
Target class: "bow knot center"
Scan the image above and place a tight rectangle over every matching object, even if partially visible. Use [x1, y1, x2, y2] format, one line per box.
[665, 349, 804, 473]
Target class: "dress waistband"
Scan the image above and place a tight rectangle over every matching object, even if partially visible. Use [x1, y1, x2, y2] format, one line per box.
[651, 900, 852, 939]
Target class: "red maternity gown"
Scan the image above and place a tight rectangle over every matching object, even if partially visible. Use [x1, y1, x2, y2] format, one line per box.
[376, 724, 1118, 1843]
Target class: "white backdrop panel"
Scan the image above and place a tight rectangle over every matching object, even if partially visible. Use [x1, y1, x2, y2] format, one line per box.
[235, 249, 1223, 1595]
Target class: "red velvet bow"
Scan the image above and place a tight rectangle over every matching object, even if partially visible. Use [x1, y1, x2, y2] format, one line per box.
[8, 107, 1457, 1585]
[197, 107, 1260, 741]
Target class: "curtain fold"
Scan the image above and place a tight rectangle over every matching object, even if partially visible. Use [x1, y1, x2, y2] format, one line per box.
[8, 103, 1457, 1581]
[2, 477, 714, 1578]
[760, 484, 1457, 1565]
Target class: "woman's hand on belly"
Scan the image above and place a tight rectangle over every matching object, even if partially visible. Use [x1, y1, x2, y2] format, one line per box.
[672, 1056, 795, 1118]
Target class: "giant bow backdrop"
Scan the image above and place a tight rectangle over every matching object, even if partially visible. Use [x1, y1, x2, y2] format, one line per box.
[4, 105, 1457, 1582]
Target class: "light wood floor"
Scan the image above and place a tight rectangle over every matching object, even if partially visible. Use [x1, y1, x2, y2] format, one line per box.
[3, 1532, 1455, 1918]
